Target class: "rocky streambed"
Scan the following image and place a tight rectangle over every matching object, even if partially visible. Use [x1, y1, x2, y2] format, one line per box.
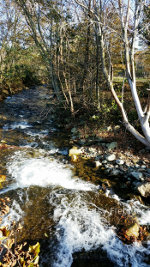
[68, 126, 150, 201]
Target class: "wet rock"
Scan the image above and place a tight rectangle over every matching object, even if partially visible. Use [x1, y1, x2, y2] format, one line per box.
[117, 216, 140, 243]
[106, 142, 117, 150]
[130, 171, 143, 180]
[110, 169, 120, 176]
[116, 159, 124, 165]
[102, 160, 107, 164]
[126, 223, 139, 238]
[137, 182, 150, 198]
[147, 169, 150, 174]
[140, 165, 146, 169]
[106, 154, 116, 162]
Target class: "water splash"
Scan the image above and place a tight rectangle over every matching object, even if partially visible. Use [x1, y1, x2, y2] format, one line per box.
[49, 191, 150, 267]
[3, 121, 31, 130]
[7, 151, 97, 191]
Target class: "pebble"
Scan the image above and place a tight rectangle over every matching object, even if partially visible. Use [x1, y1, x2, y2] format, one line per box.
[95, 161, 102, 168]
[116, 159, 124, 165]
[110, 169, 120, 176]
[106, 154, 116, 161]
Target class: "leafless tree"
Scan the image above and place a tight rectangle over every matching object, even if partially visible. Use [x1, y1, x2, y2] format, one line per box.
[75, 0, 150, 148]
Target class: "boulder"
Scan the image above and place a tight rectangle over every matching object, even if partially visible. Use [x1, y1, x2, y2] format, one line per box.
[137, 182, 150, 198]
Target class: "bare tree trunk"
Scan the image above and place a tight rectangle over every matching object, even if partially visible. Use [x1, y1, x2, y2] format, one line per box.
[80, 0, 91, 104]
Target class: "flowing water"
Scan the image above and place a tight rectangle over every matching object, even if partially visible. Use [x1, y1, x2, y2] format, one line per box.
[0, 86, 150, 267]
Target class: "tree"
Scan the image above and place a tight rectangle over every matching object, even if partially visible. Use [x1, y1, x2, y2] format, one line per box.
[75, 0, 150, 148]
[139, 3, 150, 46]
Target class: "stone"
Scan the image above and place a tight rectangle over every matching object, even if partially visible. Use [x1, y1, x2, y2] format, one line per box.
[71, 127, 78, 134]
[140, 165, 146, 169]
[137, 182, 150, 198]
[2, 89, 9, 95]
[110, 169, 120, 176]
[107, 126, 113, 131]
[69, 146, 82, 162]
[106, 142, 117, 150]
[102, 160, 107, 164]
[116, 159, 124, 165]
[130, 171, 143, 180]
[106, 154, 116, 161]
[126, 223, 139, 238]
[114, 125, 120, 131]
[95, 161, 102, 168]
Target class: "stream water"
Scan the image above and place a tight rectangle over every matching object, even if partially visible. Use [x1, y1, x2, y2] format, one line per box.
[0, 86, 150, 267]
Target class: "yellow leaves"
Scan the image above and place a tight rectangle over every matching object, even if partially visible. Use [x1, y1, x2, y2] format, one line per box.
[0, 175, 6, 182]
[0, 197, 40, 266]
[0, 175, 6, 188]
[44, 232, 48, 238]
[6, 237, 15, 249]
[29, 242, 40, 258]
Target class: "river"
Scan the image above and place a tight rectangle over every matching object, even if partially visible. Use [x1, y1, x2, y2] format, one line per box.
[0, 86, 150, 266]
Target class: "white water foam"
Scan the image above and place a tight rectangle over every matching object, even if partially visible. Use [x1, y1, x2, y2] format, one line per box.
[49, 191, 150, 267]
[125, 200, 150, 225]
[1, 200, 23, 228]
[6, 151, 150, 267]
[7, 151, 97, 191]
[3, 121, 31, 130]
